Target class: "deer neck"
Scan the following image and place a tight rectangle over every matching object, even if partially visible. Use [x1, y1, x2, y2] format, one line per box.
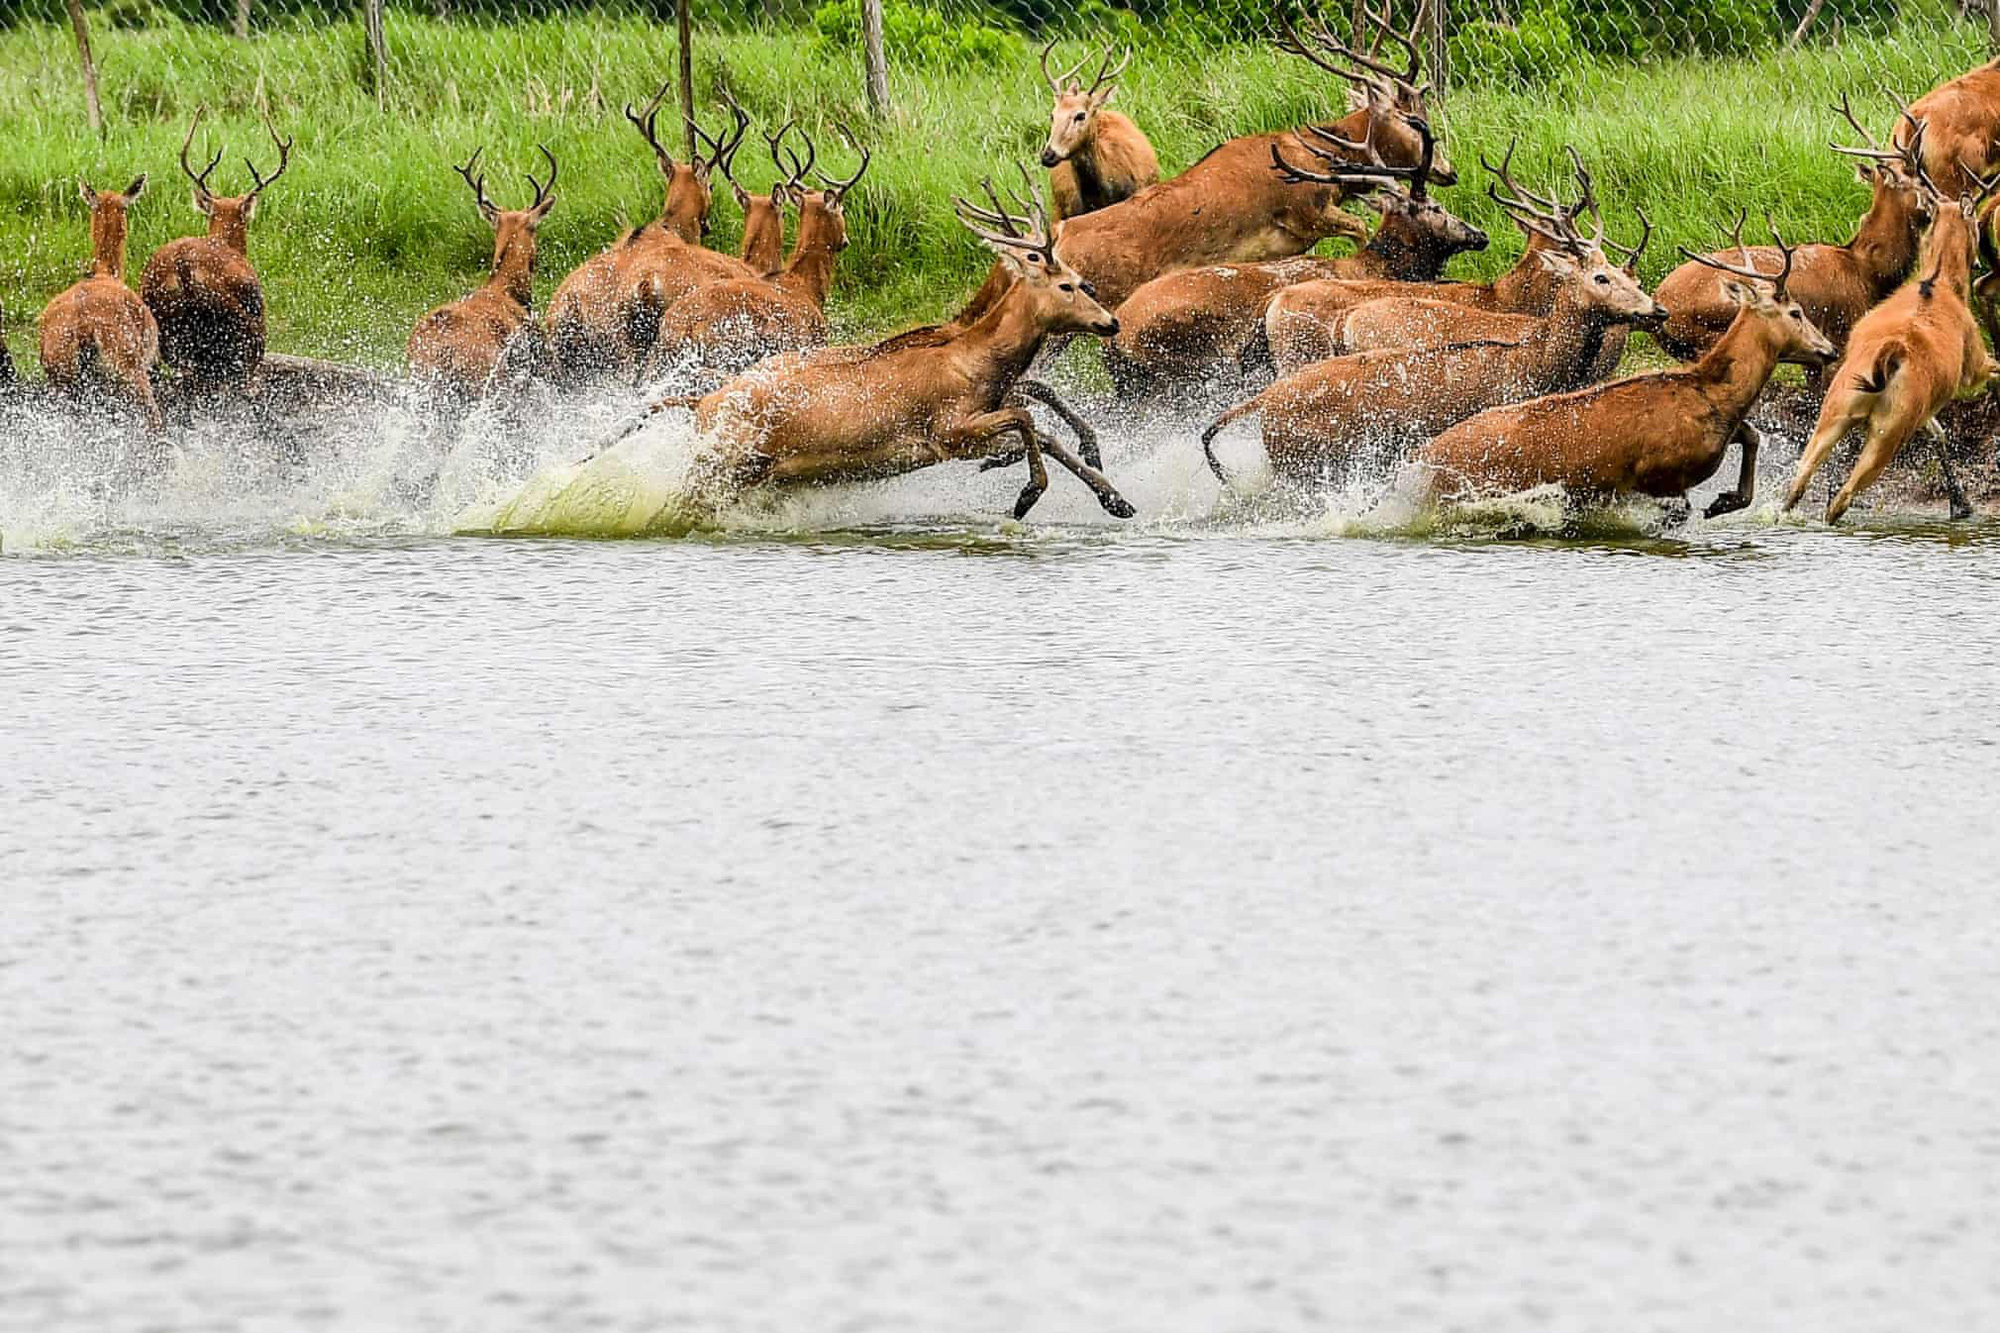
[779, 207, 841, 308]
[1847, 186, 1922, 297]
[740, 200, 783, 272]
[961, 282, 1054, 387]
[1487, 243, 1552, 311]
[1691, 310, 1787, 422]
[661, 170, 707, 244]
[1917, 210, 1975, 301]
[1530, 284, 1614, 385]
[207, 208, 252, 256]
[490, 231, 536, 310]
[89, 207, 127, 280]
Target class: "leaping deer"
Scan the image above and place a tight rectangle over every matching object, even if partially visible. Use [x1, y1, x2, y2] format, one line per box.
[140, 105, 292, 399]
[545, 88, 751, 387]
[646, 125, 870, 387]
[1896, 60, 2000, 197]
[576, 171, 1135, 529]
[1783, 166, 2000, 523]
[407, 146, 558, 402]
[39, 175, 162, 430]
[1415, 221, 1837, 518]
[1038, 41, 1159, 221]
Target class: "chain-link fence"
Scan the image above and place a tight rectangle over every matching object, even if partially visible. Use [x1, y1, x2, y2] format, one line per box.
[2, 0, 1997, 364]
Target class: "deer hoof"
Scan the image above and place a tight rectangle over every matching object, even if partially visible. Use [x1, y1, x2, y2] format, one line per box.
[1099, 489, 1137, 519]
[1013, 483, 1047, 520]
[1702, 491, 1749, 520]
[978, 450, 1025, 472]
[1078, 442, 1104, 471]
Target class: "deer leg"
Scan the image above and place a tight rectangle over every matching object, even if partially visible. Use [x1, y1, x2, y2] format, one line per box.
[1924, 417, 1975, 520]
[1036, 431, 1136, 518]
[1010, 379, 1103, 470]
[1703, 423, 1762, 519]
[1826, 420, 1916, 525]
[943, 407, 1048, 518]
[1785, 408, 1863, 515]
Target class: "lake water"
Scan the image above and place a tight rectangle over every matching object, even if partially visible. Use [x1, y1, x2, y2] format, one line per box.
[5, 397, 1999, 1331]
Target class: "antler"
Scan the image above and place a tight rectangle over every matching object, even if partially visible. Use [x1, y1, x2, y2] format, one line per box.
[1830, 90, 1899, 161]
[1361, 2, 1425, 86]
[452, 146, 499, 221]
[244, 106, 292, 199]
[1039, 39, 1091, 95]
[1677, 209, 1794, 295]
[524, 143, 558, 210]
[1295, 116, 1433, 200]
[1087, 44, 1131, 95]
[953, 163, 1053, 254]
[1273, 13, 1380, 90]
[1274, 9, 1418, 92]
[689, 91, 751, 179]
[625, 78, 677, 171]
[774, 122, 818, 193]
[179, 106, 222, 204]
[815, 122, 870, 198]
[1603, 207, 1652, 272]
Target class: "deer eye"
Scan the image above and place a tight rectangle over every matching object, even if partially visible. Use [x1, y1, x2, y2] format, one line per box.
[1059, 282, 1075, 292]
[1594, 274, 1610, 285]
[1074, 113, 1086, 123]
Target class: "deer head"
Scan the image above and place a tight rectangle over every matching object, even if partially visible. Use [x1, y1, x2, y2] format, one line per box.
[1279, 115, 1486, 258]
[1487, 145, 1665, 328]
[453, 144, 557, 304]
[626, 83, 747, 242]
[1275, 6, 1455, 185]
[1831, 90, 1936, 231]
[76, 173, 147, 278]
[955, 168, 1118, 338]
[1679, 214, 1836, 364]
[1038, 41, 1131, 170]
[791, 123, 870, 257]
[176, 105, 292, 255]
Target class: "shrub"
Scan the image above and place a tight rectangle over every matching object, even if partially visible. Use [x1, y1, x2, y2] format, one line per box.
[1447, 6, 1581, 88]
[812, 0, 1016, 73]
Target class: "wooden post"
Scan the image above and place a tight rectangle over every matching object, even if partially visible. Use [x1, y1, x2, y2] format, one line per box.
[63, 0, 103, 138]
[1990, 0, 2000, 57]
[234, 0, 250, 39]
[862, 0, 889, 118]
[1787, 0, 1825, 47]
[1423, 0, 1445, 96]
[364, 0, 387, 106]
[677, 0, 696, 160]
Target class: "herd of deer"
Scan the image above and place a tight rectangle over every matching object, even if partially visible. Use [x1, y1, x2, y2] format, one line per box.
[19, 11, 2000, 528]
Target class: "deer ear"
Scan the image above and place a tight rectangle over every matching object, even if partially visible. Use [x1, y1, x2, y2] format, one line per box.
[1534, 248, 1579, 275]
[1093, 85, 1116, 108]
[1720, 278, 1759, 307]
[193, 187, 215, 217]
[241, 192, 257, 222]
[124, 175, 147, 202]
[77, 177, 94, 205]
[528, 193, 557, 226]
[1855, 161, 1877, 184]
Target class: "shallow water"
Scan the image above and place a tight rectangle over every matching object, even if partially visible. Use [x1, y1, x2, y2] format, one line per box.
[6, 398, 2000, 1331]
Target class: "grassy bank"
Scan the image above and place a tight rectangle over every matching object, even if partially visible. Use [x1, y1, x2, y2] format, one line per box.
[0, 11, 1987, 371]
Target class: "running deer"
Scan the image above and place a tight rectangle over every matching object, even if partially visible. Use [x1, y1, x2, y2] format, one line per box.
[1415, 222, 1836, 518]
[1202, 209, 1667, 486]
[1897, 63, 2000, 196]
[730, 122, 804, 279]
[1038, 42, 1159, 221]
[647, 126, 870, 385]
[39, 176, 162, 429]
[950, 10, 1454, 330]
[1263, 140, 1598, 373]
[1656, 95, 1933, 370]
[1328, 154, 1653, 364]
[1105, 118, 1486, 400]
[139, 106, 291, 397]
[602, 173, 1134, 526]
[545, 88, 750, 386]
[1783, 169, 2000, 523]
[407, 146, 558, 401]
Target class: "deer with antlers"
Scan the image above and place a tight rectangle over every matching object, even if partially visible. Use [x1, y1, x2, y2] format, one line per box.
[1895, 59, 2000, 197]
[1656, 95, 1934, 378]
[1262, 140, 1628, 374]
[138, 106, 291, 400]
[1202, 187, 1667, 487]
[645, 126, 870, 387]
[951, 9, 1454, 334]
[1105, 117, 1486, 401]
[38, 175, 162, 430]
[407, 146, 558, 402]
[545, 88, 752, 387]
[553, 172, 1134, 529]
[1415, 221, 1837, 518]
[732, 122, 804, 279]
[1037, 42, 1159, 222]
[1782, 166, 2000, 523]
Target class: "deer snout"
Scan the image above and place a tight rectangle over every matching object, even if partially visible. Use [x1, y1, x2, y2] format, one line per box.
[1040, 147, 1062, 169]
[1634, 299, 1669, 330]
[1094, 315, 1121, 337]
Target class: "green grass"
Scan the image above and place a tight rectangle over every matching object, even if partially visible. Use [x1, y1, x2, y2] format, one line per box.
[0, 9, 1989, 371]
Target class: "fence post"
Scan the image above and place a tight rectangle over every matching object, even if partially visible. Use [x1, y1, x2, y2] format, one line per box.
[1991, 0, 1999, 58]
[363, 0, 387, 106]
[677, 0, 696, 160]
[1423, 0, 1446, 96]
[62, 0, 103, 138]
[234, 0, 249, 39]
[862, 0, 889, 118]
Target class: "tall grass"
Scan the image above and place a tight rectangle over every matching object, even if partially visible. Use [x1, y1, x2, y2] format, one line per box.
[0, 10, 1986, 370]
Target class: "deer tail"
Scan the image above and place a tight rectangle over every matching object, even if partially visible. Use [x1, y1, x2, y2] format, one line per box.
[1201, 393, 1263, 484]
[1853, 341, 1906, 397]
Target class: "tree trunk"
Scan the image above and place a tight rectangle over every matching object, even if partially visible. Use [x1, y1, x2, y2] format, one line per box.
[364, 0, 387, 106]
[677, 0, 696, 160]
[862, 0, 888, 119]
[1787, 0, 1825, 47]
[234, 0, 250, 39]
[63, 0, 103, 139]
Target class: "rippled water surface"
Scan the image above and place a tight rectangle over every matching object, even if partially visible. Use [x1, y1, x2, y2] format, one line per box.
[6, 400, 2000, 1331]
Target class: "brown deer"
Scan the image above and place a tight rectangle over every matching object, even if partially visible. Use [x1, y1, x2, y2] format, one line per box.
[139, 106, 291, 398]
[1105, 118, 1485, 400]
[1897, 63, 2000, 196]
[1328, 161, 1653, 362]
[584, 175, 1134, 527]
[729, 122, 802, 279]
[1038, 42, 1160, 221]
[1416, 223, 1837, 517]
[1656, 96, 1933, 370]
[646, 127, 870, 386]
[1263, 140, 1602, 373]
[39, 176, 162, 429]
[407, 146, 558, 401]
[545, 88, 750, 386]
[1202, 215, 1667, 485]
[1783, 170, 2000, 523]
[950, 10, 1455, 331]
